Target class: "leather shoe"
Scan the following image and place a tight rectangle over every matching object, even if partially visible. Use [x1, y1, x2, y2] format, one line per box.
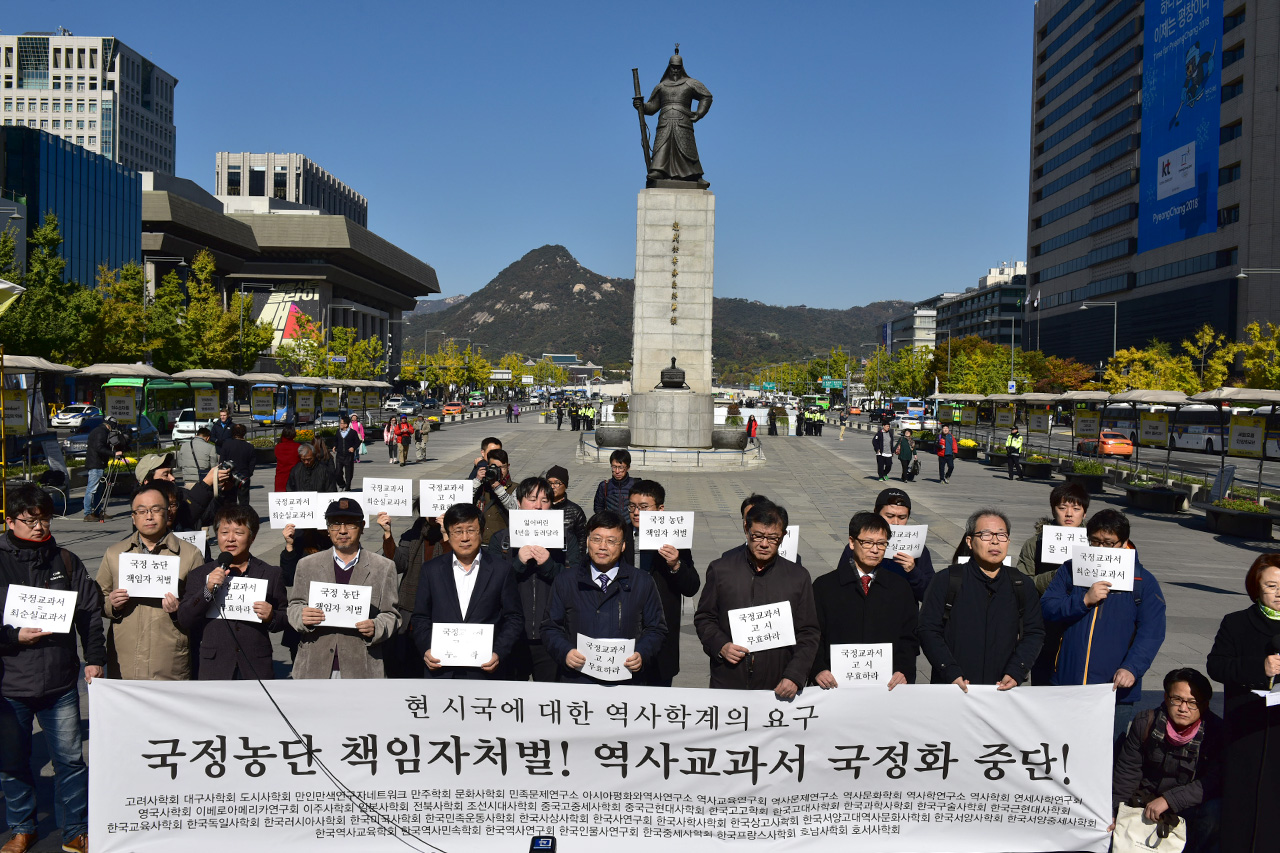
[2, 833, 37, 853]
[62, 835, 88, 853]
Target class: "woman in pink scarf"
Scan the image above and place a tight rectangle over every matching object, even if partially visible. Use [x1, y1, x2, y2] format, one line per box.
[350, 414, 366, 461]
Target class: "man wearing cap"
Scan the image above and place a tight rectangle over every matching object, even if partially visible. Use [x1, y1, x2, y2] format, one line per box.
[862, 488, 936, 602]
[287, 498, 400, 678]
[1006, 425, 1024, 480]
[547, 465, 587, 549]
[136, 452, 227, 533]
[82, 415, 124, 522]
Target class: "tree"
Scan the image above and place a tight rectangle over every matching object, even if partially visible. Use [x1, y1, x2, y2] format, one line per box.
[273, 312, 327, 377]
[1102, 342, 1200, 394]
[1036, 356, 1093, 393]
[0, 222, 17, 280]
[495, 352, 525, 393]
[891, 346, 934, 398]
[1180, 324, 1240, 390]
[181, 249, 274, 371]
[329, 327, 386, 380]
[148, 270, 190, 373]
[1239, 322, 1280, 389]
[862, 346, 893, 396]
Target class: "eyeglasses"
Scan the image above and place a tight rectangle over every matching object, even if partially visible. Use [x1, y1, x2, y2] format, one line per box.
[748, 533, 783, 545]
[587, 536, 622, 547]
[12, 516, 51, 528]
[327, 521, 362, 531]
[1167, 695, 1199, 710]
[1088, 538, 1123, 548]
[627, 504, 655, 512]
[970, 531, 1010, 542]
[855, 538, 889, 550]
[547, 479, 565, 487]
[131, 507, 167, 518]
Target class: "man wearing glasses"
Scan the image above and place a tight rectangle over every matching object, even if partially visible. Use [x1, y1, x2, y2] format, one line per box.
[694, 501, 820, 699]
[1040, 509, 1166, 744]
[0, 484, 103, 853]
[287, 498, 400, 679]
[96, 484, 204, 680]
[811, 512, 919, 690]
[546, 465, 587, 550]
[918, 508, 1044, 692]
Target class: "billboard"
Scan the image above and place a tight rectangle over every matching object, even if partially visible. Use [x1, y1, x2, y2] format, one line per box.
[1139, 0, 1222, 252]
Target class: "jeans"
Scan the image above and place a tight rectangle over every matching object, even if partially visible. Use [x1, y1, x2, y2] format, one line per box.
[938, 455, 954, 481]
[337, 456, 354, 489]
[82, 467, 105, 515]
[1180, 798, 1221, 853]
[0, 688, 88, 838]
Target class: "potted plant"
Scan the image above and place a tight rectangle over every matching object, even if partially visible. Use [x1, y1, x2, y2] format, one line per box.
[772, 405, 790, 435]
[1021, 454, 1055, 480]
[1063, 460, 1108, 494]
[612, 399, 629, 424]
[915, 429, 938, 454]
[957, 438, 979, 460]
[1122, 478, 1189, 513]
[1205, 499, 1274, 539]
[427, 416, 441, 431]
[725, 401, 744, 427]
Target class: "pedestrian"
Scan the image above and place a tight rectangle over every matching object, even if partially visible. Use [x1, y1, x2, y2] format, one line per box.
[1006, 424, 1024, 480]
[332, 416, 361, 488]
[394, 415, 414, 467]
[894, 428, 916, 482]
[176, 426, 217, 487]
[506, 402, 513, 424]
[767, 407, 777, 436]
[815, 409, 823, 437]
[917, 508, 1044, 691]
[838, 409, 847, 441]
[1016, 481, 1090, 684]
[209, 409, 233, 452]
[570, 405, 580, 431]
[593, 450, 635, 517]
[413, 412, 431, 462]
[871, 422, 894, 482]
[1206, 553, 1280, 853]
[0, 484, 103, 853]
[855, 487, 936, 602]
[513, 402, 520, 423]
[936, 424, 958, 483]
[349, 414, 367, 462]
[546, 464, 588, 551]
[218, 422, 256, 507]
[274, 426, 301, 493]
[82, 415, 124, 521]
[383, 417, 397, 464]
[473, 448, 516, 540]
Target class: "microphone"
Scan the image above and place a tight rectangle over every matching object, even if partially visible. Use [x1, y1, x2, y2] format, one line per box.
[212, 550, 234, 593]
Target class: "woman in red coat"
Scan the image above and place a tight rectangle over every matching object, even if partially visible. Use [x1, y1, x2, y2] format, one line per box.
[274, 427, 300, 492]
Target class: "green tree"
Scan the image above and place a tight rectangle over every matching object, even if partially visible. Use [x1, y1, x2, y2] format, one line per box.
[91, 262, 148, 364]
[891, 346, 934, 398]
[495, 352, 525, 392]
[148, 269, 190, 372]
[1102, 342, 1200, 394]
[273, 312, 326, 376]
[329, 327, 387, 380]
[0, 222, 18, 280]
[862, 346, 893, 395]
[1180, 324, 1240, 390]
[1239, 322, 1280, 389]
[181, 249, 274, 371]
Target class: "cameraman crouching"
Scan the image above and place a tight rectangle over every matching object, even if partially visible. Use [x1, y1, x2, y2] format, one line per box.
[474, 448, 516, 540]
[83, 416, 127, 522]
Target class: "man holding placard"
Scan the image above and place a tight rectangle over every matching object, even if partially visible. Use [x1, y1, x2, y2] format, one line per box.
[176, 505, 287, 680]
[811, 512, 918, 690]
[288, 498, 400, 678]
[542, 510, 666, 684]
[695, 501, 820, 698]
[96, 484, 204, 680]
[412, 504, 522, 679]
[1040, 509, 1166, 742]
[0, 484, 103, 853]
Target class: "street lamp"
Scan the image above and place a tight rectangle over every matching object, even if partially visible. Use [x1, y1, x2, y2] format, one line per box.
[1078, 301, 1118, 360]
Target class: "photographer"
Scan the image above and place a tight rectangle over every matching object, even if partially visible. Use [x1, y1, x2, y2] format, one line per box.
[474, 447, 516, 540]
[218, 423, 256, 507]
[136, 452, 228, 533]
[82, 416, 126, 522]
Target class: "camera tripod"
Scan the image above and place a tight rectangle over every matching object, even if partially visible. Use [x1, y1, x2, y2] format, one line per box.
[89, 460, 122, 521]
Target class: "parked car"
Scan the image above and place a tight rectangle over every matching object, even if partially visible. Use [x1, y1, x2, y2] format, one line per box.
[63, 415, 160, 458]
[1077, 431, 1134, 458]
[442, 402, 464, 416]
[50, 404, 101, 429]
[170, 408, 214, 444]
[383, 396, 404, 411]
[397, 401, 423, 416]
[315, 409, 351, 428]
[420, 398, 439, 409]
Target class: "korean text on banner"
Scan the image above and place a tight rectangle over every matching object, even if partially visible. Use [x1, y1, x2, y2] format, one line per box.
[361, 478, 414, 516]
[1071, 546, 1136, 593]
[88, 679, 1116, 853]
[1229, 415, 1266, 458]
[887, 524, 927, 559]
[1139, 412, 1169, 447]
[4, 584, 75, 633]
[104, 388, 136, 425]
[830, 643, 893, 687]
[306, 582, 371, 629]
[206, 577, 268, 623]
[193, 391, 219, 418]
[118, 554, 180, 599]
[432, 623, 494, 667]
[729, 601, 796, 652]
[1028, 412, 1050, 435]
[251, 390, 274, 418]
[174, 530, 207, 555]
[509, 510, 565, 549]
[960, 406, 977, 427]
[321, 392, 339, 413]
[635, 511, 694, 550]
[1, 389, 29, 435]
[578, 635, 634, 682]
[295, 390, 315, 415]
[420, 480, 474, 516]
[1074, 413, 1101, 439]
[348, 391, 364, 411]
[268, 492, 321, 529]
[778, 525, 800, 563]
[995, 408, 1015, 428]
[1040, 525, 1089, 565]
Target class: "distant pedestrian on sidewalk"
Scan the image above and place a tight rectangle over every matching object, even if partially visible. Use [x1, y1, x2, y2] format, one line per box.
[936, 424, 957, 483]
[872, 422, 894, 481]
[1006, 425, 1024, 480]
[839, 410, 847, 441]
[894, 428, 916, 482]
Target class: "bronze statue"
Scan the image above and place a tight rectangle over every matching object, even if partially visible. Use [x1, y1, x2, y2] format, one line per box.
[633, 45, 713, 188]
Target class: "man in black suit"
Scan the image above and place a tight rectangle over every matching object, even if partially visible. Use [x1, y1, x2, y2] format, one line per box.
[811, 512, 919, 690]
[332, 415, 362, 489]
[411, 503, 523, 679]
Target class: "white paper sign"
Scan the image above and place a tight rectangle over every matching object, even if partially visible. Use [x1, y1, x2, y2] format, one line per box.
[635, 511, 694, 550]
[308, 582, 372, 629]
[1040, 525, 1089, 565]
[830, 643, 893, 687]
[1070, 546, 1136, 592]
[4, 584, 76, 633]
[118, 554, 180, 599]
[578, 634, 634, 682]
[778, 525, 800, 562]
[957, 555, 1014, 567]
[509, 510, 565, 548]
[420, 480, 475, 516]
[205, 577, 268, 623]
[174, 530, 207, 555]
[268, 492, 321, 529]
[887, 524, 928, 559]
[433, 623, 494, 667]
[1252, 689, 1280, 707]
[728, 601, 796, 652]
[361, 478, 414, 516]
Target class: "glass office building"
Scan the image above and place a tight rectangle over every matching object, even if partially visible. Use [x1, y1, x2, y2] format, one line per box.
[0, 125, 140, 285]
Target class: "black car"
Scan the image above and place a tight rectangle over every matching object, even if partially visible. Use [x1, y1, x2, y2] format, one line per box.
[62, 415, 161, 458]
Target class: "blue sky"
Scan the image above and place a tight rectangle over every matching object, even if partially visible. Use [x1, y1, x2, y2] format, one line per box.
[7, 1, 1035, 309]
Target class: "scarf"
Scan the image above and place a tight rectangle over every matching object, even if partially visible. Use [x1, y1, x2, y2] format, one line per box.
[1259, 601, 1280, 621]
[1165, 717, 1201, 746]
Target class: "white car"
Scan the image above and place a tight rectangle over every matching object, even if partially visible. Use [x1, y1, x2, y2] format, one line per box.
[170, 408, 214, 443]
[383, 396, 404, 411]
[51, 404, 101, 429]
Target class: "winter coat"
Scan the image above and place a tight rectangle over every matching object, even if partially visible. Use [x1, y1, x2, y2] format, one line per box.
[486, 528, 577, 641]
[410, 551, 523, 679]
[1015, 518, 1063, 595]
[287, 548, 400, 679]
[85, 422, 114, 469]
[175, 555, 288, 680]
[622, 529, 700, 684]
[895, 436, 915, 464]
[1040, 552, 1166, 703]
[936, 434, 958, 456]
[219, 437, 256, 480]
[331, 429, 361, 461]
[209, 419, 233, 450]
[810, 550, 918, 682]
[827, 542, 935, 603]
[593, 474, 635, 517]
[286, 458, 339, 493]
[274, 438, 301, 493]
[553, 497, 588, 553]
[1112, 705, 1223, 813]
[177, 436, 218, 484]
[871, 429, 895, 455]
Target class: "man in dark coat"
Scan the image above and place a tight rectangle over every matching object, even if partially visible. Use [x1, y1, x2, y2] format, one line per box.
[208, 409, 234, 451]
[811, 512, 918, 689]
[412, 503, 523, 679]
[827, 488, 934, 603]
[694, 501, 820, 698]
[82, 415, 123, 520]
[285, 443, 339, 493]
[622, 479, 700, 686]
[331, 416, 362, 489]
[218, 422, 257, 507]
[871, 422, 895, 482]
[593, 450, 634, 517]
[547, 465, 587, 550]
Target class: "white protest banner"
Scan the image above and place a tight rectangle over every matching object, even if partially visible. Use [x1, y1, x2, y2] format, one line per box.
[268, 492, 321, 529]
[360, 478, 414, 516]
[174, 530, 207, 555]
[320, 391, 339, 413]
[104, 387, 136, 425]
[635, 510, 694, 550]
[118, 554, 180, 599]
[1028, 412, 1050, 434]
[1139, 411, 1169, 447]
[1074, 412, 1101, 439]
[578, 634, 634, 682]
[778, 525, 800, 563]
[509, 510, 565, 548]
[1040, 524, 1089, 565]
[193, 390, 219, 418]
[886, 524, 928, 559]
[205, 577, 268, 623]
[432, 623, 494, 667]
[307, 581, 371, 629]
[295, 390, 315, 417]
[251, 390, 274, 418]
[729, 601, 796, 652]
[4, 584, 75, 633]
[420, 479, 475, 516]
[1070, 546, 1136, 592]
[89, 679, 1116, 853]
[830, 642, 893, 687]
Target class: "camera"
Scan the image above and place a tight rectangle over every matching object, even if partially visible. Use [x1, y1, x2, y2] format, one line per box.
[483, 465, 502, 484]
[218, 460, 249, 487]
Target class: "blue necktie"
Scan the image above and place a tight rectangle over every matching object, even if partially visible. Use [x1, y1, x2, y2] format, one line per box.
[599, 574, 609, 593]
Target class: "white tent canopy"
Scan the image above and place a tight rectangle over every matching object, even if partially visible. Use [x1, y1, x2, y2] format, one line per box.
[237, 372, 289, 384]
[1189, 387, 1280, 404]
[1109, 389, 1191, 405]
[0, 355, 79, 375]
[76, 363, 170, 379]
[169, 369, 240, 382]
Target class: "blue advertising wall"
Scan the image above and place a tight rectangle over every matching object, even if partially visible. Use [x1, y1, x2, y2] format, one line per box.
[1139, 0, 1222, 253]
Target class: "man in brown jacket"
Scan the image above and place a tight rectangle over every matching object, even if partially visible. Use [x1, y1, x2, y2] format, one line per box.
[287, 497, 400, 678]
[96, 483, 204, 679]
[694, 501, 820, 698]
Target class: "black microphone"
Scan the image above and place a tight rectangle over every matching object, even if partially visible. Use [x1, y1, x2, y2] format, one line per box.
[211, 550, 234, 593]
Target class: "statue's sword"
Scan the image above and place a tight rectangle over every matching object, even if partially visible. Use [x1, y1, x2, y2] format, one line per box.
[632, 68, 652, 171]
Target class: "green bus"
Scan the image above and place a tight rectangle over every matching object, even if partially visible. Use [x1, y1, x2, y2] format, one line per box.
[101, 378, 214, 433]
[801, 394, 831, 411]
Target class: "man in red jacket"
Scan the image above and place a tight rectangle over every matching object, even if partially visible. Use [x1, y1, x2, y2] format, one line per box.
[936, 424, 959, 484]
[392, 415, 415, 467]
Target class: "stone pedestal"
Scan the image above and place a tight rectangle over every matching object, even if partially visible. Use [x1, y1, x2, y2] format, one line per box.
[630, 390, 714, 449]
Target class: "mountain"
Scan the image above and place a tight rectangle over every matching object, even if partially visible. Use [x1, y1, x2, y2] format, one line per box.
[411, 294, 467, 315]
[403, 245, 910, 366]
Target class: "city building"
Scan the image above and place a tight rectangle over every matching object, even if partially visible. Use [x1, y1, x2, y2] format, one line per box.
[0, 125, 140, 286]
[1026, 0, 1277, 365]
[1, 29, 176, 174]
[888, 292, 961, 354]
[214, 153, 368, 226]
[935, 262, 1027, 348]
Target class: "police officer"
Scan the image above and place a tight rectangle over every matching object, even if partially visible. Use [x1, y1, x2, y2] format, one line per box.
[1006, 425, 1024, 480]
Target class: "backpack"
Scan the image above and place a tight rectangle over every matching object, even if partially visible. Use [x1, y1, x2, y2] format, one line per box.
[942, 564, 1026, 639]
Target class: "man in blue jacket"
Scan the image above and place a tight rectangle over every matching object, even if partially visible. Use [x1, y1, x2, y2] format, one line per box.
[1040, 509, 1166, 744]
[541, 510, 666, 684]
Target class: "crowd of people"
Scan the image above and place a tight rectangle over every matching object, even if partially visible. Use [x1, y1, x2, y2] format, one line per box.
[3, 416, 1276, 853]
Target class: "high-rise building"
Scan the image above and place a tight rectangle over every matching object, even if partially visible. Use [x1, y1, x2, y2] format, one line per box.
[0, 29, 176, 175]
[1026, 0, 1275, 365]
[889, 292, 961, 354]
[214, 153, 368, 226]
[936, 262, 1027, 348]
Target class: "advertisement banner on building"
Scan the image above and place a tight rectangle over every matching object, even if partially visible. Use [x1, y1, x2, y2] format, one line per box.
[89, 679, 1114, 853]
[104, 388, 136, 425]
[1229, 414, 1266, 458]
[1074, 413, 1101, 439]
[1139, 411, 1170, 447]
[193, 391, 219, 418]
[1139, 0, 1222, 252]
[257, 285, 321, 350]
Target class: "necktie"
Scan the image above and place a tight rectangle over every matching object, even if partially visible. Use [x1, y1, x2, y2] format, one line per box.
[861, 574, 872, 596]
[599, 574, 609, 594]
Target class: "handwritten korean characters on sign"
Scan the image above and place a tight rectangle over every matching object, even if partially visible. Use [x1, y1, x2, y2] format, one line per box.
[433, 623, 495, 667]
[4, 584, 76, 633]
[1040, 524, 1089, 564]
[1070, 546, 1136, 592]
[361, 478, 414, 516]
[728, 602, 796, 652]
[887, 524, 928, 559]
[307, 582, 372, 629]
[118, 553, 180, 599]
[830, 643, 893, 687]
[578, 635, 634, 682]
[778, 525, 800, 563]
[420, 480, 475, 517]
[205, 577, 268, 623]
[268, 492, 321, 529]
[635, 511, 694, 550]
[509, 510, 565, 549]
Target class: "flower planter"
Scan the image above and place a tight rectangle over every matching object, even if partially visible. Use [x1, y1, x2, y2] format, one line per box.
[1020, 462, 1054, 480]
[1062, 472, 1108, 494]
[957, 446, 979, 461]
[986, 452, 1008, 467]
[1203, 505, 1274, 539]
[430, 422, 442, 432]
[1123, 485, 1188, 513]
[256, 448, 277, 465]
